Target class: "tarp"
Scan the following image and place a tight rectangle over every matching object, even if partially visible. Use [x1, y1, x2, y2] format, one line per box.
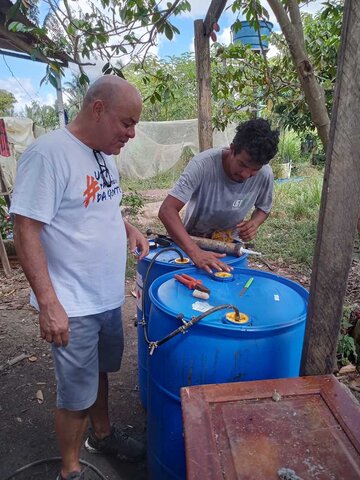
[0, 117, 238, 186]
[114, 119, 237, 178]
[0, 117, 44, 190]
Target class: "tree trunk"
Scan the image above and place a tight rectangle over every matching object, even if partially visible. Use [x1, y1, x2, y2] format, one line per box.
[267, 0, 330, 150]
[300, 0, 360, 375]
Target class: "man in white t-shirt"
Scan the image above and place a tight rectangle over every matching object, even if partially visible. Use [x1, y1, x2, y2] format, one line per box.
[159, 119, 279, 273]
[10, 76, 148, 480]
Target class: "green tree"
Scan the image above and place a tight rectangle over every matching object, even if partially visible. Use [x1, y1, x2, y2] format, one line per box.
[63, 74, 89, 121]
[4, 0, 191, 87]
[211, 0, 343, 144]
[227, 0, 345, 150]
[0, 89, 17, 116]
[20, 101, 59, 130]
[124, 53, 197, 121]
[270, 2, 343, 135]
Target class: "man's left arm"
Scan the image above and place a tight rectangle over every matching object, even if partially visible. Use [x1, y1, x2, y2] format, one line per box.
[236, 209, 269, 242]
[124, 221, 149, 259]
[236, 167, 274, 242]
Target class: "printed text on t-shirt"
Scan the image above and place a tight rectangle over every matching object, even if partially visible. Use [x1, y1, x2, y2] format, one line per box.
[83, 169, 121, 208]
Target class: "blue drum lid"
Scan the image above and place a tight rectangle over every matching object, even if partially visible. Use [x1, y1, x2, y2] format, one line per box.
[149, 267, 309, 331]
[144, 245, 195, 266]
[143, 244, 247, 266]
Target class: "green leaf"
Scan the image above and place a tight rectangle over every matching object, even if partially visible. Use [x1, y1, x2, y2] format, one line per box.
[152, 12, 161, 23]
[164, 23, 174, 40]
[40, 74, 48, 88]
[48, 73, 59, 89]
[8, 21, 31, 33]
[102, 62, 111, 73]
[6, 1, 22, 22]
[79, 73, 90, 86]
[67, 24, 75, 36]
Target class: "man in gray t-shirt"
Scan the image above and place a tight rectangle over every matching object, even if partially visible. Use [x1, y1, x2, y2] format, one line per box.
[158, 119, 279, 273]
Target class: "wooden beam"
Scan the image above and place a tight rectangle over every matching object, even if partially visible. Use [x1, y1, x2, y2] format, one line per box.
[0, 236, 11, 277]
[194, 19, 212, 152]
[301, 0, 360, 375]
[0, 164, 11, 210]
[203, 0, 227, 36]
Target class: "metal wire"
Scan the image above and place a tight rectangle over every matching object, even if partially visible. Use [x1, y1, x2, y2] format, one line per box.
[3, 457, 108, 480]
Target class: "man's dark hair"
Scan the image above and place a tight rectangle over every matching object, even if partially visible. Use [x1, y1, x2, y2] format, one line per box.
[232, 119, 279, 165]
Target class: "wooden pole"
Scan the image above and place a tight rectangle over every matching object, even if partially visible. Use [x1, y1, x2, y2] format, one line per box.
[194, 19, 212, 152]
[203, 0, 227, 36]
[0, 164, 12, 276]
[301, 0, 360, 375]
[194, 0, 228, 152]
[0, 164, 11, 209]
[0, 236, 12, 277]
[55, 72, 66, 128]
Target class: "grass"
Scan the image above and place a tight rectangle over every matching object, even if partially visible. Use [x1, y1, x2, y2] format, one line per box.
[255, 171, 323, 271]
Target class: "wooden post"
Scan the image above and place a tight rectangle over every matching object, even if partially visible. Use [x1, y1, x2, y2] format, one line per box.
[301, 0, 360, 375]
[55, 72, 66, 128]
[0, 164, 11, 209]
[194, 19, 212, 152]
[203, 0, 227, 36]
[0, 236, 12, 277]
[194, 0, 227, 152]
[0, 164, 12, 277]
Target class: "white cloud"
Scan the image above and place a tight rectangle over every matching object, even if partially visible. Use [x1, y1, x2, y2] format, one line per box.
[185, 0, 215, 18]
[0, 77, 49, 112]
[188, 37, 195, 53]
[217, 26, 232, 45]
[0, 72, 59, 114]
[267, 44, 280, 59]
[259, 0, 324, 32]
[187, 26, 231, 54]
[40, 92, 57, 106]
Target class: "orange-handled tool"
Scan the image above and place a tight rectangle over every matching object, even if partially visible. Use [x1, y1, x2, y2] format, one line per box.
[174, 273, 210, 294]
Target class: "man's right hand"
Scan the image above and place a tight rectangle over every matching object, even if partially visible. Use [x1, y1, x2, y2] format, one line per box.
[190, 248, 233, 274]
[39, 300, 70, 348]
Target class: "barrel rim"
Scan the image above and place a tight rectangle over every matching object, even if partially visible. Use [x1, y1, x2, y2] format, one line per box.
[231, 20, 274, 32]
[148, 266, 309, 332]
[141, 246, 248, 266]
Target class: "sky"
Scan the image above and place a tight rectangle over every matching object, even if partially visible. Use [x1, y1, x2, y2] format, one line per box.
[0, 0, 324, 113]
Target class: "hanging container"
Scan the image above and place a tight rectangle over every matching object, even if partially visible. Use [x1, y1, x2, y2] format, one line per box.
[146, 266, 309, 479]
[232, 20, 273, 50]
[136, 243, 248, 408]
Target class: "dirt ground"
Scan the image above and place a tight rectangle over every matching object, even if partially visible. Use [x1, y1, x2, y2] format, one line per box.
[0, 266, 146, 480]
[1, 192, 360, 479]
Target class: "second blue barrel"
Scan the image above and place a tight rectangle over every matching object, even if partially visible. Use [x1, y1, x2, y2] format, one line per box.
[136, 243, 248, 408]
[146, 266, 309, 479]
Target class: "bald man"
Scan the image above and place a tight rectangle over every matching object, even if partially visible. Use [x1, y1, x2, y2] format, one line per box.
[10, 76, 148, 480]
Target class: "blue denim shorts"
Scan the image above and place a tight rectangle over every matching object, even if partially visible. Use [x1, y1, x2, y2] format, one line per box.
[51, 307, 124, 411]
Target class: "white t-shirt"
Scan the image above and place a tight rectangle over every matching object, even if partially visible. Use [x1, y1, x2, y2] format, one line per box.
[10, 128, 127, 317]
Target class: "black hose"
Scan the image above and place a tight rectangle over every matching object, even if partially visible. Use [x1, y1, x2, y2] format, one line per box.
[139, 249, 240, 354]
[153, 304, 240, 349]
[3, 456, 107, 480]
[140, 247, 184, 345]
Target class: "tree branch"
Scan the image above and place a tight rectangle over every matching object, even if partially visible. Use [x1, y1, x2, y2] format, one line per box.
[287, 0, 305, 49]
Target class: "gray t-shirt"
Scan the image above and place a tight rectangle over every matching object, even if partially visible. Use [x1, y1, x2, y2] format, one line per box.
[170, 148, 274, 236]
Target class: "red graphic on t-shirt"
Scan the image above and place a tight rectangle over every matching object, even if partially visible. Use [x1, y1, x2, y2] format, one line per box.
[83, 175, 100, 207]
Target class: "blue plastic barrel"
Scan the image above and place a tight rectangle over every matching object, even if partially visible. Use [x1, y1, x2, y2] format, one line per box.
[136, 244, 248, 408]
[146, 266, 309, 479]
[232, 20, 273, 50]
